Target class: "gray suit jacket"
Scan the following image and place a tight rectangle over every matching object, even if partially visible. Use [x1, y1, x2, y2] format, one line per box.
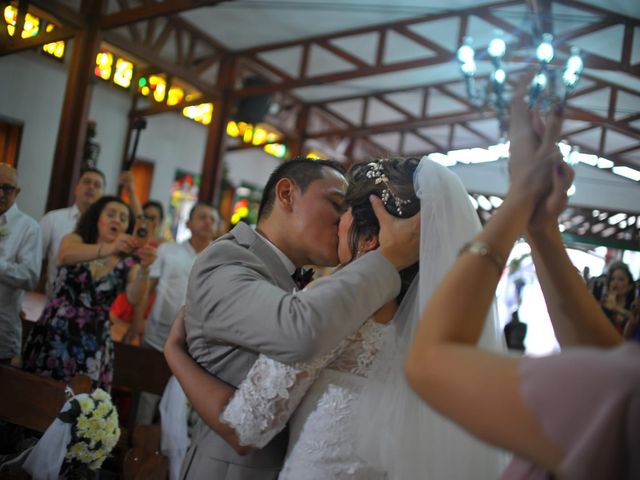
[181, 222, 400, 480]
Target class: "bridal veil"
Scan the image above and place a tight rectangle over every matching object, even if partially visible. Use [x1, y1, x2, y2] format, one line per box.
[356, 156, 509, 479]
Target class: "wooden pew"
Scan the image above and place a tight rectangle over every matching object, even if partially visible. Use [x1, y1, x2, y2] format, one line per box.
[0, 366, 92, 479]
[0, 365, 91, 433]
[113, 341, 172, 397]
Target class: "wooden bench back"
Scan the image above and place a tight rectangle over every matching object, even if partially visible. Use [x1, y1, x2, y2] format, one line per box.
[0, 365, 91, 432]
[112, 342, 172, 396]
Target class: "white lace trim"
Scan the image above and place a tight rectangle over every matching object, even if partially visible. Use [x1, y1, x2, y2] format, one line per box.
[220, 319, 387, 448]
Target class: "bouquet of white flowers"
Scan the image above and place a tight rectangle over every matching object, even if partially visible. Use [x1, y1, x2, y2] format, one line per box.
[59, 388, 121, 471]
[22, 387, 121, 479]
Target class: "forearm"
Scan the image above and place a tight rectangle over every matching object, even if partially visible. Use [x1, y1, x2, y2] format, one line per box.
[163, 341, 248, 453]
[58, 241, 108, 266]
[126, 267, 149, 305]
[527, 227, 622, 347]
[0, 258, 40, 290]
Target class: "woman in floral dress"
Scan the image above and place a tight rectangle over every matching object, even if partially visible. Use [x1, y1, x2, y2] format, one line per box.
[23, 195, 156, 390]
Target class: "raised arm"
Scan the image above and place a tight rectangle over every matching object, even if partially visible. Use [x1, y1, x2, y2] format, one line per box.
[525, 194, 621, 347]
[57, 232, 136, 266]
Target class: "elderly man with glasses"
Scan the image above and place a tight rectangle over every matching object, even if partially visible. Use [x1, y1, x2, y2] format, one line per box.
[0, 163, 42, 365]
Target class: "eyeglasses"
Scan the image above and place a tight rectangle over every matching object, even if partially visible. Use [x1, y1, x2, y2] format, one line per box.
[0, 184, 17, 194]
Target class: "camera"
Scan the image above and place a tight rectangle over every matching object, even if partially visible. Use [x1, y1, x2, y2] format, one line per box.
[134, 215, 152, 245]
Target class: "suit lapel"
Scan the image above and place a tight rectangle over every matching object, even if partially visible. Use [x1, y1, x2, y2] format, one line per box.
[230, 223, 296, 291]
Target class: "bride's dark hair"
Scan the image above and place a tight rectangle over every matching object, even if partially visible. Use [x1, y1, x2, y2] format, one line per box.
[345, 157, 420, 303]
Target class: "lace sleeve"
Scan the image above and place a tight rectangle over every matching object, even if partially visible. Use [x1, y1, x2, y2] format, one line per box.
[220, 351, 335, 448]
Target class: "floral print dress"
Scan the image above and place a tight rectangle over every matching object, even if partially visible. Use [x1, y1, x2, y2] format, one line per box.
[23, 257, 134, 390]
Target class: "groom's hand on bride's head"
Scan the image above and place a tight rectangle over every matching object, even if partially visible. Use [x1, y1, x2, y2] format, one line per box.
[370, 195, 420, 271]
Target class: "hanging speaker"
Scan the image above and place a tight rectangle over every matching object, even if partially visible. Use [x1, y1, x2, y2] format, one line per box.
[234, 77, 273, 124]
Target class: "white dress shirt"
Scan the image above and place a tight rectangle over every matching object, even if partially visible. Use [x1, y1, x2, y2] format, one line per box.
[144, 241, 199, 351]
[39, 204, 80, 297]
[0, 203, 42, 359]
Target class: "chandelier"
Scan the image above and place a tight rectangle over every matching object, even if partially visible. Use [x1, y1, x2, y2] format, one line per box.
[456, 31, 584, 135]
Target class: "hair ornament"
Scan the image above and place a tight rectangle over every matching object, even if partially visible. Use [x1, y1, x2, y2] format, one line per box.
[364, 161, 413, 215]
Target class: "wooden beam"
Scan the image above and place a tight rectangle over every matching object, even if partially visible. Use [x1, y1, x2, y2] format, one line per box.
[46, 0, 106, 212]
[236, 53, 451, 97]
[199, 55, 235, 205]
[29, 0, 86, 29]
[103, 30, 219, 97]
[0, 25, 77, 56]
[99, 0, 231, 30]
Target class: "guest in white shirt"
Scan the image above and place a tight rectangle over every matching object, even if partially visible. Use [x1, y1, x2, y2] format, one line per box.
[136, 202, 221, 424]
[39, 167, 105, 297]
[0, 163, 42, 364]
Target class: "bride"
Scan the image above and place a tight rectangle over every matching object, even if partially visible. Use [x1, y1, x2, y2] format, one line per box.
[165, 156, 507, 479]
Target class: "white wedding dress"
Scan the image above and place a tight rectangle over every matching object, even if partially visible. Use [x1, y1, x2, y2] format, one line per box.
[221, 318, 389, 479]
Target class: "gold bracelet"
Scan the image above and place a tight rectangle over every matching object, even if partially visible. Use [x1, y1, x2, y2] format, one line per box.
[458, 241, 505, 274]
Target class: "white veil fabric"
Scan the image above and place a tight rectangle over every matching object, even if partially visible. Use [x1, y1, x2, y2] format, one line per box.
[355, 156, 509, 479]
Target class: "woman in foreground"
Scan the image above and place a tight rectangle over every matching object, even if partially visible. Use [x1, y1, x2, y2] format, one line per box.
[405, 82, 639, 479]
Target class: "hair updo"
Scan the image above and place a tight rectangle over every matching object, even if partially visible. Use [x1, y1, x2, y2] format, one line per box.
[345, 157, 421, 303]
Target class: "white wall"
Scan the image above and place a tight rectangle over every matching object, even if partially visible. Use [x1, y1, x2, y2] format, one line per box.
[0, 48, 281, 221]
[0, 50, 67, 219]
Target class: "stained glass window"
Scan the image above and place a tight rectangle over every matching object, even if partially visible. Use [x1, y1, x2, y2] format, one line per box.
[113, 58, 134, 88]
[95, 51, 113, 81]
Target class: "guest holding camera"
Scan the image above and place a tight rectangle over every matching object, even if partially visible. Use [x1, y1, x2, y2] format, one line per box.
[23, 196, 157, 390]
[111, 199, 165, 343]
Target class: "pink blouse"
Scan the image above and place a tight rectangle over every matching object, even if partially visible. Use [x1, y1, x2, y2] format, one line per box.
[502, 342, 640, 479]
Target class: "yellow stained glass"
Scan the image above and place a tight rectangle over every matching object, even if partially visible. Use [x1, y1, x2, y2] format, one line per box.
[149, 75, 166, 103]
[94, 52, 113, 80]
[242, 125, 253, 144]
[167, 86, 184, 106]
[21, 13, 39, 38]
[42, 40, 65, 58]
[306, 150, 327, 160]
[264, 143, 287, 158]
[226, 121, 240, 137]
[252, 127, 267, 146]
[113, 58, 134, 88]
[4, 5, 16, 36]
[182, 103, 213, 126]
[41, 24, 65, 59]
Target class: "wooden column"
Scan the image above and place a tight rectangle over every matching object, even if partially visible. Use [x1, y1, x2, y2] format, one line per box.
[288, 104, 309, 159]
[199, 55, 235, 206]
[45, 0, 105, 212]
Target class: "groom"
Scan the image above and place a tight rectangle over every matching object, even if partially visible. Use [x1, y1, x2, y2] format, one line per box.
[181, 158, 419, 480]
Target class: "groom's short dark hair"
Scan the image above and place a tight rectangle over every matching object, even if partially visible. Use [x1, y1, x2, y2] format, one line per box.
[257, 157, 345, 221]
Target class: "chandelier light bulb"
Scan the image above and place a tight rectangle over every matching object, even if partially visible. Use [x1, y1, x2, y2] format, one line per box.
[563, 70, 578, 87]
[536, 33, 554, 63]
[457, 42, 475, 64]
[493, 68, 506, 84]
[488, 37, 506, 58]
[461, 59, 477, 76]
[566, 48, 583, 74]
[534, 72, 547, 89]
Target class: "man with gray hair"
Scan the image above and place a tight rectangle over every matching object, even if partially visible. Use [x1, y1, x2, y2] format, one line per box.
[0, 163, 42, 364]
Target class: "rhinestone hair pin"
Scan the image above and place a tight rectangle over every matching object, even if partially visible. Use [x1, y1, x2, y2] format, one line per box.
[364, 161, 413, 215]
